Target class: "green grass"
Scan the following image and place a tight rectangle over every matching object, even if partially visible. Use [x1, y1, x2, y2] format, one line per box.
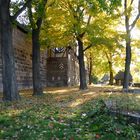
[0, 86, 140, 140]
[0, 100, 139, 140]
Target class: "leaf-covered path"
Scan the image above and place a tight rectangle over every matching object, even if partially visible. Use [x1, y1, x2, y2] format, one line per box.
[0, 85, 140, 139]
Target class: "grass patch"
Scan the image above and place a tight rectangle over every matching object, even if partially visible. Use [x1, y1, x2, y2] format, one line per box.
[0, 86, 140, 139]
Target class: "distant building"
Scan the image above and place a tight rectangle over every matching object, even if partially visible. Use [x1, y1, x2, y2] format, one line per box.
[46, 47, 79, 87]
[114, 71, 133, 85]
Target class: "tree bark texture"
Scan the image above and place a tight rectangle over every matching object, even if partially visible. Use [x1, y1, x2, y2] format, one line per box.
[0, 0, 19, 101]
[123, 0, 131, 90]
[88, 53, 92, 85]
[109, 61, 113, 85]
[123, 0, 140, 90]
[32, 29, 43, 95]
[77, 37, 87, 90]
[123, 34, 131, 90]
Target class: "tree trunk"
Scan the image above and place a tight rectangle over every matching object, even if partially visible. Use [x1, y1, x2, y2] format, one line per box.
[123, 37, 131, 90]
[32, 29, 43, 95]
[123, 0, 131, 90]
[0, 0, 19, 101]
[109, 61, 113, 85]
[89, 53, 92, 85]
[77, 37, 87, 90]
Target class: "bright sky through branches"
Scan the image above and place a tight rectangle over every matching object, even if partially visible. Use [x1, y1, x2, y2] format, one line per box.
[11, 0, 140, 39]
[115, 0, 139, 40]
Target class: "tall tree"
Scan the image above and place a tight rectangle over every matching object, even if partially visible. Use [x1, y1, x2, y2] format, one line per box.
[103, 30, 125, 85]
[42, 0, 121, 90]
[28, 0, 48, 96]
[123, 0, 140, 90]
[66, 0, 91, 90]
[85, 13, 125, 85]
[0, 0, 31, 101]
[84, 8, 124, 85]
[41, 0, 89, 90]
[85, 40, 125, 85]
[67, 0, 121, 89]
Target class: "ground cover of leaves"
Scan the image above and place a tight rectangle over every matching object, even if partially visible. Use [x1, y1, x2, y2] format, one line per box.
[0, 85, 140, 140]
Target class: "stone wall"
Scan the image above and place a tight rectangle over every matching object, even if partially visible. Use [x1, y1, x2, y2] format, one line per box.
[40, 50, 47, 86]
[0, 26, 47, 91]
[13, 28, 33, 89]
[67, 50, 79, 86]
[46, 57, 68, 87]
[0, 26, 79, 90]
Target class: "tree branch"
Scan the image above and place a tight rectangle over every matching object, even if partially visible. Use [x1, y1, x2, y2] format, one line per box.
[28, 0, 47, 30]
[36, 0, 48, 30]
[79, 15, 92, 38]
[124, 0, 130, 31]
[130, 0, 140, 31]
[130, 0, 134, 5]
[11, 0, 32, 21]
[28, 2, 35, 29]
[80, 8, 85, 16]
[67, 46, 79, 60]
[36, 18, 43, 30]
[83, 44, 92, 52]
[87, 15, 91, 27]
[104, 51, 110, 62]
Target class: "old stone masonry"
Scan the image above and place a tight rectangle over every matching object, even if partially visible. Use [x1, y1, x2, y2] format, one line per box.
[0, 26, 79, 91]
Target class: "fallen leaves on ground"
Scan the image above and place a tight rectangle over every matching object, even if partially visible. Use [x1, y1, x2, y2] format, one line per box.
[0, 85, 140, 140]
